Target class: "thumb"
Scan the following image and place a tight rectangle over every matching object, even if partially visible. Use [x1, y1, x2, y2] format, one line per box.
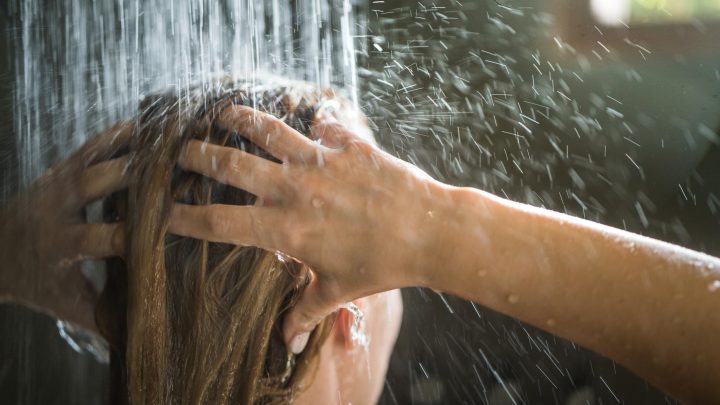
[283, 274, 340, 354]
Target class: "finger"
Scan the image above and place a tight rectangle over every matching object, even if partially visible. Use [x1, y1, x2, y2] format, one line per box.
[309, 122, 358, 149]
[179, 140, 284, 200]
[168, 203, 284, 249]
[283, 275, 341, 354]
[70, 222, 125, 260]
[63, 120, 134, 170]
[217, 105, 322, 163]
[75, 156, 130, 207]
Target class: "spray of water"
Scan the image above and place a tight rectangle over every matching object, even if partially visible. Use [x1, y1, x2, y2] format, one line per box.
[13, 0, 363, 186]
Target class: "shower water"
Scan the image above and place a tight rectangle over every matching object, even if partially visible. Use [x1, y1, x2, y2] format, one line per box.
[13, 0, 363, 186]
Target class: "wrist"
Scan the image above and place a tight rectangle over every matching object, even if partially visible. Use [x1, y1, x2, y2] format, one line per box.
[410, 180, 467, 289]
[416, 183, 504, 293]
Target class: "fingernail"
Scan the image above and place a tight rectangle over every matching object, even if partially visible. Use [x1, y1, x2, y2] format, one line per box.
[289, 332, 310, 355]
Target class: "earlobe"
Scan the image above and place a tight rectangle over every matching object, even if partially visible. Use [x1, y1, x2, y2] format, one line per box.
[333, 306, 353, 350]
[333, 300, 367, 351]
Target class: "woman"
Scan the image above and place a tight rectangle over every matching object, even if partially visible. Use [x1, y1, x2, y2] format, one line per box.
[2, 77, 720, 403]
[0, 77, 402, 404]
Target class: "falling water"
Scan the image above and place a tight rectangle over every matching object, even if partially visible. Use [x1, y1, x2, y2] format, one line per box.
[12, 0, 363, 185]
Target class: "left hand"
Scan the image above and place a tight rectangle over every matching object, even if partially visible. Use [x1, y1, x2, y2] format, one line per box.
[0, 122, 131, 332]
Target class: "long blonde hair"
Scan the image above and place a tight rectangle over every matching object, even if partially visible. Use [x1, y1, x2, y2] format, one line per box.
[96, 78, 362, 404]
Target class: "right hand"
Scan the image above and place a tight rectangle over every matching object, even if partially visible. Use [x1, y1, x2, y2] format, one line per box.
[170, 105, 452, 351]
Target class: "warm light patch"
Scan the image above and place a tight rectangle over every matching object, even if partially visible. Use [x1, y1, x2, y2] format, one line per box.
[591, 0, 720, 25]
[591, 0, 631, 26]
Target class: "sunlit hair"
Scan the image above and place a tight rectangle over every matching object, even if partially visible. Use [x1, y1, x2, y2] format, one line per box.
[96, 77, 366, 404]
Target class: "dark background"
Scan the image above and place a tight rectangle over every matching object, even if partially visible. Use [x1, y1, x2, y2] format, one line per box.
[2, 0, 719, 404]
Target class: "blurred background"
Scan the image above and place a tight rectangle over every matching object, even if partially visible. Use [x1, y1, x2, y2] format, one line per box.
[1, 0, 718, 403]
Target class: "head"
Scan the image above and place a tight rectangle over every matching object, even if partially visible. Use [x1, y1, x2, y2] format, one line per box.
[97, 77, 402, 404]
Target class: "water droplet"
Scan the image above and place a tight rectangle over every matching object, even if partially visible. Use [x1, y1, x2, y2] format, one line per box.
[708, 280, 720, 293]
[545, 318, 556, 327]
[311, 197, 325, 208]
[339, 302, 369, 350]
[507, 294, 519, 304]
[275, 251, 290, 263]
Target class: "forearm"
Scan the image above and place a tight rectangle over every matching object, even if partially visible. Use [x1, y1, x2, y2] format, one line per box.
[425, 185, 720, 404]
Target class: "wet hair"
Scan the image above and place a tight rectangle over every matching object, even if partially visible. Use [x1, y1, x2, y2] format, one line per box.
[96, 77, 366, 404]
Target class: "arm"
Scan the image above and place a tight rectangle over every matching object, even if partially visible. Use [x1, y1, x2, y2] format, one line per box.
[426, 185, 720, 404]
[170, 105, 720, 403]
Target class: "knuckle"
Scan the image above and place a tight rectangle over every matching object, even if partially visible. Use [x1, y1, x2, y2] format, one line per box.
[266, 117, 285, 136]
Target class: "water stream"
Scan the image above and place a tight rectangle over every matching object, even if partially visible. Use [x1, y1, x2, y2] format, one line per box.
[13, 0, 362, 185]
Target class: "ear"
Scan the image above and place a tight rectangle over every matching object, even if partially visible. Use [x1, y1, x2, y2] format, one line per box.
[332, 299, 367, 351]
